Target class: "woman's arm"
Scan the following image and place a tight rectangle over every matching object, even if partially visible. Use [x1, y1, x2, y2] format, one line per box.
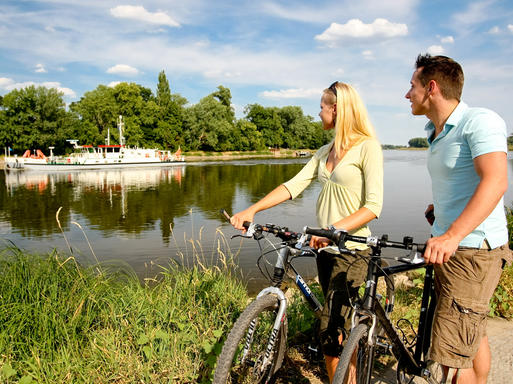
[310, 207, 377, 248]
[231, 149, 323, 230]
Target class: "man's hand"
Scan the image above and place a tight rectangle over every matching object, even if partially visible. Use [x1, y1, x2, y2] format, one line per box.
[423, 233, 460, 264]
[309, 235, 331, 249]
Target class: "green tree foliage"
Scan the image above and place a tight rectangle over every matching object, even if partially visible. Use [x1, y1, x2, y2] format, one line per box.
[154, 71, 184, 150]
[1, 76, 331, 154]
[183, 86, 236, 151]
[245, 104, 284, 148]
[0, 86, 75, 153]
[408, 137, 429, 148]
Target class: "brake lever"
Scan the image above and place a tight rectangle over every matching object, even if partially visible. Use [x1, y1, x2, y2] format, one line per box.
[397, 245, 424, 264]
[295, 233, 309, 249]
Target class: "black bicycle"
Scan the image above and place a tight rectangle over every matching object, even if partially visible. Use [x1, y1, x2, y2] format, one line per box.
[213, 212, 325, 384]
[303, 226, 444, 384]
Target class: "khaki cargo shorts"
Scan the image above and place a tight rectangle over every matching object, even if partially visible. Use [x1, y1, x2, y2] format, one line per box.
[429, 244, 512, 368]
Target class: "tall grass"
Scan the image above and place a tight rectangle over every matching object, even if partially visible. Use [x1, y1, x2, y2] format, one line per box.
[0, 246, 248, 383]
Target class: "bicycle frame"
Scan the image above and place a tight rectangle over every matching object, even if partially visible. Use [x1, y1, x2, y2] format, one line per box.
[352, 245, 437, 381]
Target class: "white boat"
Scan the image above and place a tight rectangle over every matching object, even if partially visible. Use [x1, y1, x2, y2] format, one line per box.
[4, 116, 185, 171]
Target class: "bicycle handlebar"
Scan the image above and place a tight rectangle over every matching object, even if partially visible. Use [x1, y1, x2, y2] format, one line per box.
[221, 210, 425, 256]
[303, 226, 426, 254]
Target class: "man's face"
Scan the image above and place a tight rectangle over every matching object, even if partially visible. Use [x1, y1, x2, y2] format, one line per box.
[405, 69, 429, 116]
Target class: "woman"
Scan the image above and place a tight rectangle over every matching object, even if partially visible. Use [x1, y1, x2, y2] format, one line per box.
[230, 82, 383, 382]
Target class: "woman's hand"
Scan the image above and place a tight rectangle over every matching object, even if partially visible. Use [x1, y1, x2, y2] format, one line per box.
[309, 235, 331, 249]
[229, 208, 255, 231]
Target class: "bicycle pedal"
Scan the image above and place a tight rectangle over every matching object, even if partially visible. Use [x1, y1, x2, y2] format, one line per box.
[307, 345, 319, 354]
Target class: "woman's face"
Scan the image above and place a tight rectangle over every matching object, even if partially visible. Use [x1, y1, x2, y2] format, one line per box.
[319, 95, 336, 130]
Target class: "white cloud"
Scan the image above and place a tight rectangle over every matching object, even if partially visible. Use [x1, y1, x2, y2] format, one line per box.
[106, 64, 139, 76]
[0, 80, 75, 97]
[108, 81, 122, 87]
[508, 24, 513, 33]
[362, 50, 374, 59]
[488, 26, 500, 34]
[110, 5, 180, 27]
[315, 18, 408, 45]
[427, 45, 445, 55]
[0, 77, 15, 88]
[35, 63, 47, 73]
[261, 0, 419, 23]
[260, 88, 322, 99]
[440, 36, 454, 43]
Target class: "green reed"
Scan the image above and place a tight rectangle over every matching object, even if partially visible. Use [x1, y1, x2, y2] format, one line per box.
[0, 246, 248, 383]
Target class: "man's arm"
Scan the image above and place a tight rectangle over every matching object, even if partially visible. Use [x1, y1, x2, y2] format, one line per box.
[423, 151, 507, 264]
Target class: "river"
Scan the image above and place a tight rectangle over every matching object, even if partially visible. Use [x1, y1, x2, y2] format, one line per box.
[2, 150, 512, 291]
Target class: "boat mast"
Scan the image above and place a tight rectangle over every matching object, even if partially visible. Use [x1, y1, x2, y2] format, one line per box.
[118, 115, 125, 146]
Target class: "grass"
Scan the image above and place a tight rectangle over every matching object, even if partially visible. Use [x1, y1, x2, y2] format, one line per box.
[0, 246, 248, 384]
[2, 203, 513, 383]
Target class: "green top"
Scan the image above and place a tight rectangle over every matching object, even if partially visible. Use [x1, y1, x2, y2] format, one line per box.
[283, 138, 383, 249]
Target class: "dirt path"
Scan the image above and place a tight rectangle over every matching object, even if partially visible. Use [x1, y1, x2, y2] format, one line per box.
[282, 317, 513, 383]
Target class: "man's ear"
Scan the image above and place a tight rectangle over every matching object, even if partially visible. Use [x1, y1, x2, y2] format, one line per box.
[428, 80, 437, 94]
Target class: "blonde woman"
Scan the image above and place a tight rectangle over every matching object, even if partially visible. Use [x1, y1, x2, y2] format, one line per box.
[230, 82, 383, 382]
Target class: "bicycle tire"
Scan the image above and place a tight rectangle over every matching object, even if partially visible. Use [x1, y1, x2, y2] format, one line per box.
[213, 294, 287, 384]
[332, 323, 373, 384]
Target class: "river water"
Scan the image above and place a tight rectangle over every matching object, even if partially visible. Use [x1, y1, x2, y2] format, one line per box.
[2, 151, 513, 291]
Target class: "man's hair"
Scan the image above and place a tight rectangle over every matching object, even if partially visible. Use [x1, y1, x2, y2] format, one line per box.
[415, 54, 464, 101]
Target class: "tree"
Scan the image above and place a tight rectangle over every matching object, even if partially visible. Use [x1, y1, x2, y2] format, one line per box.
[69, 85, 117, 145]
[183, 86, 236, 151]
[154, 70, 184, 150]
[244, 104, 284, 148]
[408, 137, 429, 148]
[0, 86, 72, 153]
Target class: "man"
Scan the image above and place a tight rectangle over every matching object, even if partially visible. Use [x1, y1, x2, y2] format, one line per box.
[405, 54, 512, 384]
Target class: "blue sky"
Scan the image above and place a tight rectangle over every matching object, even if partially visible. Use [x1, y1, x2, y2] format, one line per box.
[1, 0, 512, 145]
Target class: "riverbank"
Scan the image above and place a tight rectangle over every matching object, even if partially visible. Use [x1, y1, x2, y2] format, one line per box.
[1, 245, 511, 383]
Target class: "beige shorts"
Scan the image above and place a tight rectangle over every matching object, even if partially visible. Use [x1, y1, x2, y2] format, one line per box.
[429, 244, 512, 368]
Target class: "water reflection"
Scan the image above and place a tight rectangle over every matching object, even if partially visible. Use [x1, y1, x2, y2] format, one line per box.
[2, 152, 513, 292]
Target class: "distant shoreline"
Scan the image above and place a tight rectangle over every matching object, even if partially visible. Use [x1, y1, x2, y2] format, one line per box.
[4, 146, 512, 167]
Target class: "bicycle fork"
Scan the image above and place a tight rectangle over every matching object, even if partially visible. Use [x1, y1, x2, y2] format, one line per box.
[239, 287, 287, 374]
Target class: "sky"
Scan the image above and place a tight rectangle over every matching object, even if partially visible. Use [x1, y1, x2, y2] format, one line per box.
[1, 0, 512, 145]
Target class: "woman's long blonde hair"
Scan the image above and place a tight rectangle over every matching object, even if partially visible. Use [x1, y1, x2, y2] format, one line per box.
[323, 82, 376, 158]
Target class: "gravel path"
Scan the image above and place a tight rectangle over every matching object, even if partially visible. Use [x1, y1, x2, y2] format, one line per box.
[295, 317, 513, 383]
[369, 317, 513, 383]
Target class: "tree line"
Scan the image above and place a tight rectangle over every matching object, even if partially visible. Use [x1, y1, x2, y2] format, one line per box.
[0, 71, 333, 155]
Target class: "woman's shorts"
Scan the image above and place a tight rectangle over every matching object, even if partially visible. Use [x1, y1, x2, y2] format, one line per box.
[316, 248, 369, 357]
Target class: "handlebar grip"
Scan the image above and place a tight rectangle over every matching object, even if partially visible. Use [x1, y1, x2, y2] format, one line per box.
[221, 209, 251, 229]
[304, 227, 334, 239]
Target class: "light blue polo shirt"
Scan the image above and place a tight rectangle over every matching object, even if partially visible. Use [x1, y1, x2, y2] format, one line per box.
[426, 101, 508, 248]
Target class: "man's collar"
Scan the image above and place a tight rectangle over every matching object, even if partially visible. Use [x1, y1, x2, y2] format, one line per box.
[424, 101, 468, 143]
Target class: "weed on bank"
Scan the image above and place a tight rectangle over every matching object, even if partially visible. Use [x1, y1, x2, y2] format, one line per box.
[0, 247, 248, 383]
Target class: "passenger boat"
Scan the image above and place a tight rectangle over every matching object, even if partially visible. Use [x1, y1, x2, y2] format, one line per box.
[4, 116, 185, 171]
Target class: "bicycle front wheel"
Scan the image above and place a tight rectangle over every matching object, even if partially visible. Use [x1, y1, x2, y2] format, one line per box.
[332, 323, 374, 384]
[213, 294, 287, 384]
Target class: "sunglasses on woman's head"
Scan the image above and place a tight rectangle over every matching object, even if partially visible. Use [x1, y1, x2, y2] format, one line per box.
[329, 81, 338, 96]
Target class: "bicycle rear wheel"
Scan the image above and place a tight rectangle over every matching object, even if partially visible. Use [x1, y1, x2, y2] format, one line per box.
[332, 323, 374, 384]
[213, 294, 287, 384]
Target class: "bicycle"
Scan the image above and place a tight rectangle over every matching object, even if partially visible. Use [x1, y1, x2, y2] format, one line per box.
[213, 211, 324, 384]
[303, 226, 444, 384]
